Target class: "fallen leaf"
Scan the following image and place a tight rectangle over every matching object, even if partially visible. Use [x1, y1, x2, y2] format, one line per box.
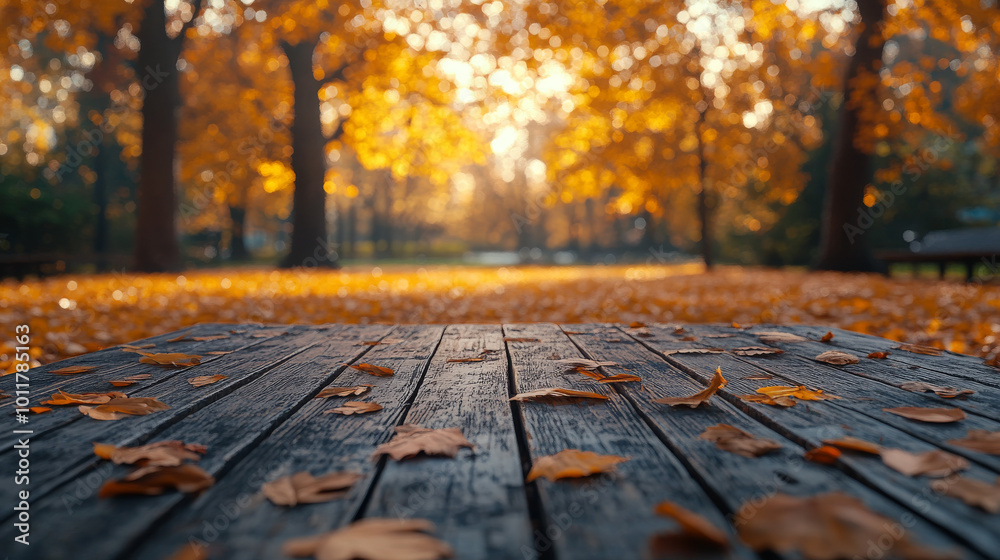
[324, 401, 383, 415]
[108, 380, 138, 387]
[880, 448, 969, 477]
[43, 389, 127, 406]
[504, 337, 539, 342]
[167, 334, 188, 342]
[814, 350, 859, 365]
[93, 440, 206, 467]
[756, 386, 840, 401]
[931, 476, 1000, 513]
[372, 425, 474, 461]
[30, 406, 51, 414]
[821, 437, 882, 455]
[316, 385, 373, 398]
[820, 331, 834, 342]
[883, 406, 966, 423]
[899, 381, 974, 399]
[736, 492, 952, 560]
[346, 363, 394, 377]
[262, 471, 362, 506]
[732, 347, 784, 356]
[190, 335, 229, 341]
[206, 350, 233, 355]
[867, 351, 891, 359]
[742, 373, 774, 380]
[553, 358, 617, 372]
[756, 332, 807, 344]
[121, 343, 155, 350]
[737, 394, 796, 407]
[79, 397, 170, 421]
[663, 347, 725, 355]
[577, 370, 605, 380]
[509, 387, 609, 403]
[446, 357, 485, 363]
[526, 449, 629, 482]
[138, 352, 202, 367]
[678, 336, 699, 342]
[99, 463, 215, 497]
[282, 518, 453, 560]
[358, 340, 387, 346]
[51, 365, 97, 375]
[698, 424, 781, 458]
[188, 374, 227, 387]
[598, 374, 642, 384]
[947, 430, 1000, 455]
[652, 367, 727, 408]
[804, 446, 841, 465]
[897, 343, 944, 356]
[651, 501, 729, 553]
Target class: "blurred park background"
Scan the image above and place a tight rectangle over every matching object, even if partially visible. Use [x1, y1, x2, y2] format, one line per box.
[1, 0, 999, 368]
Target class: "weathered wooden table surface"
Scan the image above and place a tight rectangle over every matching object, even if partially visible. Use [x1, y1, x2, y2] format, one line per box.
[3, 323, 999, 560]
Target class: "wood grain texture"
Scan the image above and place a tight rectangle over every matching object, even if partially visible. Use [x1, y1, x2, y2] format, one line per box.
[117, 325, 444, 560]
[627, 323, 999, 556]
[362, 324, 534, 560]
[562, 324, 979, 559]
[504, 323, 752, 560]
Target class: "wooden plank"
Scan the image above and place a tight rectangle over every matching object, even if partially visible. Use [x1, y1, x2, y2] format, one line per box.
[504, 323, 754, 560]
[1, 323, 398, 560]
[626, 323, 1000, 556]
[115, 325, 445, 560]
[686, 326, 1000, 473]
[739, 325, 1000, 424]
[1, 323, 273, 410]
[785, 325, 1000, 389]
[361, 324, 534, 559]
[561, 324, 978, 558]
[0, 325, 339, 515]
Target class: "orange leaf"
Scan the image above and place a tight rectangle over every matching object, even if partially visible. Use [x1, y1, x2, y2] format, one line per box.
[30, 406, 52, 414]
[43, 390, 126, 406]
[93, 440, 206, 467]
[138, 352, 202, 367]
[883, 406, 966, 423]
[526, 449, 629, 482]
[651, 501, 729, 551]
[804, 445, 841, 465]
[447, 357, 485, 363]
[346, 363, 394, 377]
[867, 351, 891, 359]
[598, 374, 641, 383]
[820, 331, 834, 342]
[316, 385, 372, 398]
[821, 436, 882, 455]
[652, 368, 726, 408]
[51, 365, 97, 375]
[188, 374, 227, 387]
[79, 396, 170, 421]
[108, 380, 138, 387]
[737, 393, 796, 407]
[757, 385, 839, 401]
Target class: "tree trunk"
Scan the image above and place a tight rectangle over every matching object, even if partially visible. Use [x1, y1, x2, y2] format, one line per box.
[696, 105, 713, 270]
[133, 0, 187, 272]
[228, 204, 249, 260]
[279, 39, 336, 268]
[816, 0, 887, 271]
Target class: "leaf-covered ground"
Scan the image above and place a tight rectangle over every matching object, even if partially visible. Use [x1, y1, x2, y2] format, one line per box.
[3, 263, 999, 371]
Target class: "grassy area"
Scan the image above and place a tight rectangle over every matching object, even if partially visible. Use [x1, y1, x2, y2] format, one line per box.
[2, 263, 999, 370]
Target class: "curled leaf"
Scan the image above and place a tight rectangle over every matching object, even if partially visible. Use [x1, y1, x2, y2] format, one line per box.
[346, 363, 394, 377]
[316, 385, 373, 398]
[820, 331, 834, 342]
[883, 407, 966, 423]
[814, 350, 859, 365]
[51, 365, 97, 375]
[652, 368, 727, 408]
[510, 387, 609, 403]
[867, 351, 890, 359]
[93, 440, 206, 467]
[652, 501, 729, 551]
[138, 352, 202, 367]
[699, 424, 781, 458]
[804, 446, 841, 465]
[899, 381, 973, 399]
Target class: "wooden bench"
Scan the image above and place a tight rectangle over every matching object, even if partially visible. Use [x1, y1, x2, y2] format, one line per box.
[4, 323, 998, 559]
[877, 227, 1000, 281]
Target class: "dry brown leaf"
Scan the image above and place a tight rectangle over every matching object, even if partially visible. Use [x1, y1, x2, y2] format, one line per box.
[99, 463, 215, 497]
[188, 374, 227, 387]
[316, 385, 373, 398]
[880, 448, 969, 477]
[898, 344, 944, 356]
[346, 363, 394, 377]
[947, 430, 1000, 455]
[814, 350, 859, 365]
[262, 471, 362, 506]
[867, 351, 891, 359]
[446, 357, 484, 363]
[357, 340, 387, 346]
[737, 393, 796, 407]
[190, 335, 229, 341]
[167, 334, 188, 342]
[737, 492, 953, 560]
[51, 365, 97, 375]
[698, 424, 781, 458]
[899, 381, 974, 399]
[598, 374, 642, 384]
[509, 387, 610, 402]
[651, 501, 730, 553]
[820, 331, 834, 342]
[663, 347, 725, 355]
[883, 406, 966, 423]
[93, 440, 206, 467]
[678, 336, 699, 342]
[652, 368, 727, 408]
[553, 358, 616, 371]
[931, 476, 1000, 513]
[42, 389, 126, 406]
[629, 321, 647, 328]
[577, 369, 605, 380]
[821, 436, 883, 455]
[732, 346, 785, 356]
[526, 449, 629, 482]
[121, 343, 155, 350]
[282, 518, 453, 560]
[324, 401, 383, 415]
[108, 380, 138, 387]
[372, 425, 474, 461]
[756, 385, 840, 401]
[803, 446, 841, 465]
[30, 406, 52, 414]
[79, 396, 170, 421]
[504, 337, 539, 342]
[742, 373, 774, 380]
[756, 332, 808, 344]
[138, 352, 202, 367]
